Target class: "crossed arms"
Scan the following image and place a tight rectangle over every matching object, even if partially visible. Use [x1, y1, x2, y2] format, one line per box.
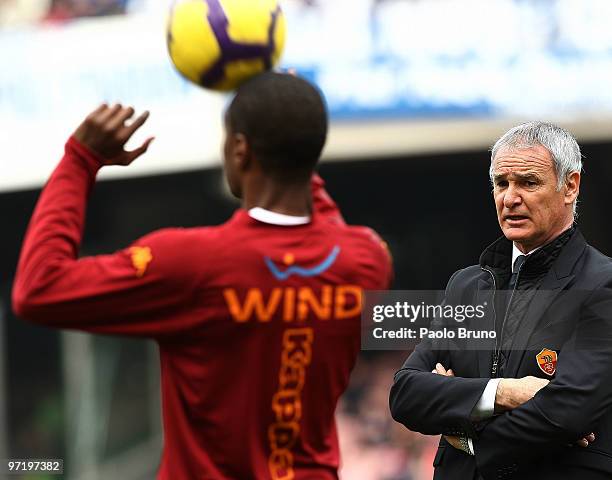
[389, 285, 612, 479]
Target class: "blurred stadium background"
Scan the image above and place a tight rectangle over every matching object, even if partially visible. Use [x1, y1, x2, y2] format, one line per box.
[2, 0, 612, 478]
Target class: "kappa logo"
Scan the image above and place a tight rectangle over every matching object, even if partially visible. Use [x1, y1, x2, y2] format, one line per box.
[536, 348, 558, 376]
[264, 246, 341, 281]
[129, 246, 153, 278]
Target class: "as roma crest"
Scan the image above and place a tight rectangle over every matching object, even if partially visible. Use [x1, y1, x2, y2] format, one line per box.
[536, 348, 557, 376]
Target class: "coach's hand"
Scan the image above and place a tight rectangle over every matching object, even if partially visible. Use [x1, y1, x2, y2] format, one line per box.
[434, 369, 596, 451]
[73, 103, 154, 166]
[496, 376, 595, 447]
[431, 364, 463, 450]
[432, 363, 454, 377]
[495, 376, 549, 412]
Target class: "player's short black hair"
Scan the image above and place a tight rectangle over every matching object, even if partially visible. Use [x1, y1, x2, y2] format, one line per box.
[226, 72, 328, 179]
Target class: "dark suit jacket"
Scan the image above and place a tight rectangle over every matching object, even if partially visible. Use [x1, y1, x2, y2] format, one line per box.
[389, 230, 612, 480]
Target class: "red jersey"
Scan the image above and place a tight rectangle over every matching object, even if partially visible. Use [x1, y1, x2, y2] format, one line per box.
[12, 138, 392, 480]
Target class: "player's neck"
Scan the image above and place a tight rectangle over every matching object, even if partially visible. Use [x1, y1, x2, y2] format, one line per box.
[242, 178, 311, 217]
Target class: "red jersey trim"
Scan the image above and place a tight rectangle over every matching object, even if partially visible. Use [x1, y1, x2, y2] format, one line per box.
[66, 136, 104, 176]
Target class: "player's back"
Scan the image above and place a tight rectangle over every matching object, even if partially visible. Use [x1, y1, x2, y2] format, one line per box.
[156, 208, 391, 480]
[11, 78, 391, 480]
[10, 141, 392, 479]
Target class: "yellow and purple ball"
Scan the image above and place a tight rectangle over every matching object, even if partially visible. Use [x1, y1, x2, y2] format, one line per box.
[167, 0, 286, 92]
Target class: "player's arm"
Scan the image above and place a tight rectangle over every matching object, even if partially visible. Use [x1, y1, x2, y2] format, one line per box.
[389, 269, 490, 437]
[12, 105, 199, 338]
[472, 286, 612, 479]
[311, 168, 394, 286]
[311, 173, 346, 225]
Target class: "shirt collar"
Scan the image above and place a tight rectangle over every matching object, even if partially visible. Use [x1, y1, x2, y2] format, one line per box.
[480, 226, 577, 278]
[512, 243, 541, 272]
[248, 207, 311, 226]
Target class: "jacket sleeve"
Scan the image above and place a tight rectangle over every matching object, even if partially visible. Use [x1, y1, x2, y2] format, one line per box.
[389, 269, 490, 436]
[473, 285, 612, 479]
[12, 138, 202, 338]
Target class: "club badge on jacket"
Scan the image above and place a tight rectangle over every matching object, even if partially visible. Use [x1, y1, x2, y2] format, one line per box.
[536, 348, 558, 376]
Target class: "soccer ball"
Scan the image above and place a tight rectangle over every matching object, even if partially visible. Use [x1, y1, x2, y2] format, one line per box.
[167, 0, 287, 92]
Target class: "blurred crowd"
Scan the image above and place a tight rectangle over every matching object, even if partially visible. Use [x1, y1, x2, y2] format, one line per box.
[0, 0, 320, 26]
[0, 0, 365, 27]
[0, 0, 125, 24]
[46, 0, 128, 20]
[338, 353, 438, 480]
[0, 0, 173, 25]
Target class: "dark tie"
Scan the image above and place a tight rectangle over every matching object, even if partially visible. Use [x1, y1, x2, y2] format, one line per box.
[508, 254, 526, 292]
[499, 254, 528, 356]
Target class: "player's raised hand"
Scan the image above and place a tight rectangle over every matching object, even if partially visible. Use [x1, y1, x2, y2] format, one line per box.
[73, 103, 154, 166]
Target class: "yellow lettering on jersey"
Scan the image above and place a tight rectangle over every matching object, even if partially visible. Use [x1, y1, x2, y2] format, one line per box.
[268, 449, 293, 480]
[268, 328, 314, 480]
[297, 286, 332, 321]
[334, 285, 362, 319]
[224, 285, 363, 323]
[223, 288, 282, 323]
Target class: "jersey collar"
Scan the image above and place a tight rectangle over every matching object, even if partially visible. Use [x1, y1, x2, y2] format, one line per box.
[247, 207, 311, 226]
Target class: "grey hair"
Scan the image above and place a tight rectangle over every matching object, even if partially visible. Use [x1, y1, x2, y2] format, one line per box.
[490, 121, 582, 215]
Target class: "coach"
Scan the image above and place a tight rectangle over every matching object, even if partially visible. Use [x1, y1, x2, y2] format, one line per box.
[389, 122, 612, 479]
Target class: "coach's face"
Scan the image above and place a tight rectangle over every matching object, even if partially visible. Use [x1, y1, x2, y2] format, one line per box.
[492, 145, 579, 253]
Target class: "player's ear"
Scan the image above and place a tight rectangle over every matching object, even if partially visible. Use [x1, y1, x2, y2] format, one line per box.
[233, 133, 251, 172]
